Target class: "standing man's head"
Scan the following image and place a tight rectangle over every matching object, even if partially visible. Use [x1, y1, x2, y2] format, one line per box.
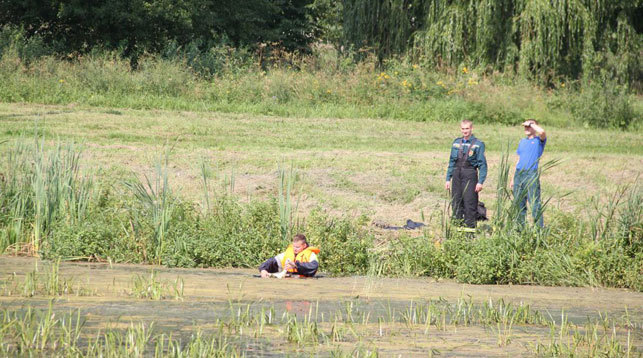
[292, 234, 308, 255]
[460, 119, 473, 139]
[522, 119, 538, 137]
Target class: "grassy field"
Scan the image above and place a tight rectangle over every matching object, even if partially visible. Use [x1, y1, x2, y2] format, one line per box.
[0, 101, 640, 226]
[0, 97, 641, 289]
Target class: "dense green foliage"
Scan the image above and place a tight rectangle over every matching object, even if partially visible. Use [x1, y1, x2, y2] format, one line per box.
[345, 0, 641, 87]
[0, 0, 318, 59]
[1, 139, 640, 289]
[1, 3, 641, 129]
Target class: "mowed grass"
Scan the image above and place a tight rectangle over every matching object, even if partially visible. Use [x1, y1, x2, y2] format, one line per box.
[0, 102, 641, 226]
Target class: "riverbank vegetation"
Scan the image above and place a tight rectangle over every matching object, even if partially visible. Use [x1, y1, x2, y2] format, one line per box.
[0, 137, 639, 290]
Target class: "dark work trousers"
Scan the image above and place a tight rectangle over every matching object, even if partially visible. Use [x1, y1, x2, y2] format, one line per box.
[451, 162, 478, 228]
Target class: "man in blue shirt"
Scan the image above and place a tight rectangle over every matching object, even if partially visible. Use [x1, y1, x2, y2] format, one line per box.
[511, 119, 547, 227]
[445, 119, 488, 229]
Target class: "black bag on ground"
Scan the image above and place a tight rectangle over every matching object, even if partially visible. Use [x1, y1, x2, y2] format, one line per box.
[476, 201, 488, 221]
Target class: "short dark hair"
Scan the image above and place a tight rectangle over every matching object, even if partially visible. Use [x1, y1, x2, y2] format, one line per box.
[525, 118, 538, 125]
[293, 234, 307, 245]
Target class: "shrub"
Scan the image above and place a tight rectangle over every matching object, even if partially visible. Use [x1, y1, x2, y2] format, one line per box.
[575, 240, 642, 290]
[44, 211, 142, 263]
[570, 80, 638, 129]
[376, 234, 446, 277]
[515, 248, 585, 287]
[0, 26, 52, 63]
[162, 198, 282, 268]
[453, 236, 512, 284]
[306, 209, 372, 276]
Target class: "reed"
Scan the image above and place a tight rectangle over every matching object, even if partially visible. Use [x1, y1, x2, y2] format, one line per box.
[0, 260, 87, 297]
[130, 270, 184, 301]
[278, 165, 298, 242]
[124, 150, 175, 265]
[0, 137, 94, 254]
[200, 157, 212, 213]
[492, 146, 562, 231]
[0, 299, 636, 357]
[161, 330, 242, 358]
[283, 312, 321, 345]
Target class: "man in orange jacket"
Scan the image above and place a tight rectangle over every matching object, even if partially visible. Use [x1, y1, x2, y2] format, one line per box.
[259, 234, 320, 278]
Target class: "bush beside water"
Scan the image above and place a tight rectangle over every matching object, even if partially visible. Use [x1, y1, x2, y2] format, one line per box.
[0, 139, 640, 290]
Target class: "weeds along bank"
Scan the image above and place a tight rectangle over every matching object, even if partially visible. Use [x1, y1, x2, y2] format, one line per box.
[0, 297, 637, 356]
[0, 293, 637, 356]
[0, 38, 640, 130]
[0, 139, 640, 290]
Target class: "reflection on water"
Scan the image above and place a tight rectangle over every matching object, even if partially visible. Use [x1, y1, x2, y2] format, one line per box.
[285, 300, 311, 315]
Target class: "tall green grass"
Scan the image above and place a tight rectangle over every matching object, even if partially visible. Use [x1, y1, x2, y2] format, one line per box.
[0, 37, 639, 129]
[130, 270, 184, 301]
[0, 260, 97, 297]
[493, 148, 563, 231]
[278, 166, 299, 243]
[124, 150, 174, 264]
[370, 151, 641, 289]
[0, 137, 94, 254]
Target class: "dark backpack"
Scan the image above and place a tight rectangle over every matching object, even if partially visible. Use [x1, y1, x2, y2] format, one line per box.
[476, 201, 488, 221]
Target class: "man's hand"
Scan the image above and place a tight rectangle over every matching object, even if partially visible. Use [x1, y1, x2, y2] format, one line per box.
[260, 270, 270, 278]
[284, 259, 296, 271]
[523, 120, 546, 139]
[475, 183, 483, 193]
[445, 181, 451, 190]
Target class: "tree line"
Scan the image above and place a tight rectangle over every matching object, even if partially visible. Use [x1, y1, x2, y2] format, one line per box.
[0, 0, 641, 87]
[0, 0, 320, 57]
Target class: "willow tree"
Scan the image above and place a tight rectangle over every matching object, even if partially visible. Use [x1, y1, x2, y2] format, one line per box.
[413, 0, 640, 85]
[343, 0, 427, 62]
[515, 0, 639, 85]
[343, 0, 640, 86]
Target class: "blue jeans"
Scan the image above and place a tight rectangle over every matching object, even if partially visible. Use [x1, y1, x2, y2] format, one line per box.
[513, 169, 544, 227]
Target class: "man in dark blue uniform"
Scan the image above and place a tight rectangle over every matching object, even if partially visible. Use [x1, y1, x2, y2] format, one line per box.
[445, 119, 488, 229]
[511, 119, 547, 227]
